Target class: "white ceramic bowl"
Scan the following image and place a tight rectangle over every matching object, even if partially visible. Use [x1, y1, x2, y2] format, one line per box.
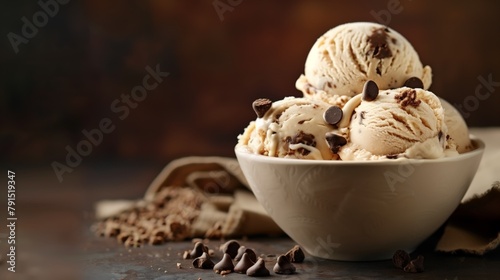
[235, 137, 485, 261]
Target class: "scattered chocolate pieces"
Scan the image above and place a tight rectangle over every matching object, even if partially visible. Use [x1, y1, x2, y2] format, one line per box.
[392, 249, 410, 269]
[213, 253, 234, 274]
[392, 250, 424, 273]
[395, 89, 421, 107]
[93, 188, 207, 247]
[362, 80, 379, 101]
[183, 241, 209, 259]
[234, 253, 256, 274]
[273, 255, 296, 274]
[235, 246, 257, 262]
[252, 98, 272, 118]
[193, 252, 214, 269]
[285, 245, 305, 263]
[246, 258, 270, 277]
[404, 77, 424, 89]
[323, 106, 343, 125]
[220, 240, 241, 259]
[325, 133, 347, 154]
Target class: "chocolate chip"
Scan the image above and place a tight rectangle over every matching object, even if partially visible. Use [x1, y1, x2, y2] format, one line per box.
[362, 80, 379, 101]
[235, 246, 257, 262]
[273, 254, 296, 274]
[323, 106, 343, 125]
[287, 131, 316, 156]
[234, 253, 255, 274]
[395, 89, 421, 107]
[368, 27, 393, 59]
[192, 252, 214, 269]
[220, 239, 240, 259]
[404, 77, 424, 89]
[392, 249, 410, 269]
[325, 133, 347, 154]
[214, 253, 234, 274]
[285, 245, 305, 263]
[184, 241, 209, 259]
[403, 255, 424, 273]
[252, 98, 272, 118]
[246, 258, 270, 277]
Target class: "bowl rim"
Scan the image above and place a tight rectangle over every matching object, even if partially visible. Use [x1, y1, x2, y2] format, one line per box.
[235, 135, 485, 166]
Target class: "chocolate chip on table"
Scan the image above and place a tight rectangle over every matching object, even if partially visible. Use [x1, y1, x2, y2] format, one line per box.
[392, 249, 411, 269]
[285, 245, 305, 263]
[404, 77, 424, 89]
[234, 252, 256, 274]
[183, 241, 209, 259]
[235, 246, 257, 262]
[246, 258, 270, 277]
[362, 80, 379, 101]
[273, 254, 296, 274]
[213, 253, 234, 274]
[404, 255, 425, 273]
[220, 239, 241, 259]
[323, 106, 343, 125]
[252, 98, 272, 118]
[192, 252, 214, 269]
[325, 133, 347, 154]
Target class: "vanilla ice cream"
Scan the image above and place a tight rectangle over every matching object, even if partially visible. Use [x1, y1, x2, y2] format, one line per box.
[336, 82, 456, 160]
[237, 97, 338, 160]
[296, 22, 432, 98]
[440, 98, 473, 153]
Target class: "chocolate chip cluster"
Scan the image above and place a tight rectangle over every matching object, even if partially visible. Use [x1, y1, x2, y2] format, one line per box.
[187, 239, 304, 277]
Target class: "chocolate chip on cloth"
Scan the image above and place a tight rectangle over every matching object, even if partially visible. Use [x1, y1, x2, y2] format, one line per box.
[246, 258, 270, 277]
[436, 181, 500, 255]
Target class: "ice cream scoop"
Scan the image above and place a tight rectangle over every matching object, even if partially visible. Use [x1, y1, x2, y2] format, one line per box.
[296, 22, 432, 98]
[237, 97, 337, 160]
[440, 98, 472, 153]
[337, 82, 455, 160]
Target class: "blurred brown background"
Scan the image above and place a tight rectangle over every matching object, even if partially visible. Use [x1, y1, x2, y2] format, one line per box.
[1, 0, 500, 165]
